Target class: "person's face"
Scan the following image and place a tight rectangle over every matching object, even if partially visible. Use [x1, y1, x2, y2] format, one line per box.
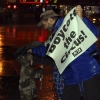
[42, 18, 55, 31]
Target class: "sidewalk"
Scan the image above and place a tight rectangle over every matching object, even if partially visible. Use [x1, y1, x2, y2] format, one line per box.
[0, 65, 57, 100]
[0, 24, 57, 100]
[0, 76, 20, 100]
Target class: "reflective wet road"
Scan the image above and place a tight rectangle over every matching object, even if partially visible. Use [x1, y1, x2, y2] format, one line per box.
[0, 24, 57, 100]
[0, 24, 100, 100]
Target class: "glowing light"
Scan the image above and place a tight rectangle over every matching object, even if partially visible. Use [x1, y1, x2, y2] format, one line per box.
[60, 5, 62, 8]
[40, 0, 43, 3]
[93, 18, 96, 21]
[46, 0, 49, 4]
[54, 0, 57, 3]
[36, 5, 39, 7]
[7, 5, 11, 9]
[13, 5, 17, 9]
[0, 63, 3, 75]
[0, 34, 3, 58]
[0, 34, 3, 46]
[38, 28, 48, 42]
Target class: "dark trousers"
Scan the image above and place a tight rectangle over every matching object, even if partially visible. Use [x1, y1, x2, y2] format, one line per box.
[61, 74, 100, 100]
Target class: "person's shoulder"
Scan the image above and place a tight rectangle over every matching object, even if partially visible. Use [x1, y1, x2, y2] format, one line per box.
[82, 16, 89, 21]
[82, 16, 94, 25]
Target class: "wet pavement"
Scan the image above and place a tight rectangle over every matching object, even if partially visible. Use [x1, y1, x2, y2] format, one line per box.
[0, 23, 100, 100]
[0, 24, 58, 100]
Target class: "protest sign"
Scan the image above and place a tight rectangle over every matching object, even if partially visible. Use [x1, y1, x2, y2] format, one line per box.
[46, 7, 97, 74]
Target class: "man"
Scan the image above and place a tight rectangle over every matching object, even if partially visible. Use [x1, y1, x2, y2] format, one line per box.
[28, 5, 100, 100]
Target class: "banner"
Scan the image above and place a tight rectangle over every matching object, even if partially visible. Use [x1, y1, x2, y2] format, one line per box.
[46, 7, 97, 74]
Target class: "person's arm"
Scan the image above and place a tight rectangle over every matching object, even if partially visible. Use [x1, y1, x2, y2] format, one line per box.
[27, 33, 52, 57]
[75, 5, 99, 37]
[75, 5, 83, 19]
[27, 43, 47, 57]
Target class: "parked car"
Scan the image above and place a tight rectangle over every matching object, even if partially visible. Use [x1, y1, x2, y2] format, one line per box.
[89, 13, 100, 25]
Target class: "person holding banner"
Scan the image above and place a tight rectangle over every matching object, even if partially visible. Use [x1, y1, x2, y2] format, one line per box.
[28, 5, 100, 100]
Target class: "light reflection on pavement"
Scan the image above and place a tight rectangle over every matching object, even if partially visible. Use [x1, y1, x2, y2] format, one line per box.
[0, 25, 57, 100]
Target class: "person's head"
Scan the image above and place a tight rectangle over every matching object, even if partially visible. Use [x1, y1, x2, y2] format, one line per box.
[37, 10, 60, 31]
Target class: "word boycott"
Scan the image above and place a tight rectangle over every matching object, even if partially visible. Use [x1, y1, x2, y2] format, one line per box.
[48, 9, 76, 53]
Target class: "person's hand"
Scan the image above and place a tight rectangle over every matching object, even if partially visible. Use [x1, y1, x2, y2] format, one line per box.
[75, 5, 83, 19]
[40, 65, 43, 69]
[27, 49, 32, 53]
